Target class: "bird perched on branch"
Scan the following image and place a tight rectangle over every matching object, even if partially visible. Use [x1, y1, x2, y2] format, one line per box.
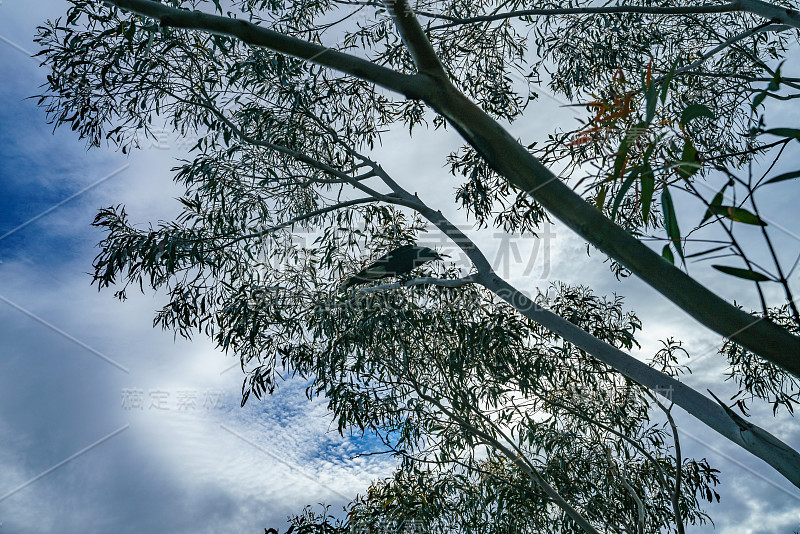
[343, 244, 443, 289]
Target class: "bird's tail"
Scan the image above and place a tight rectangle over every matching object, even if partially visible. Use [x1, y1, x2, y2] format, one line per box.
[340, 276, 361, 290]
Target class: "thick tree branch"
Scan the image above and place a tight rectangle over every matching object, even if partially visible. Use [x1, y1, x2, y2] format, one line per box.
[380, 0, 800, 375]
[429, 62, 800, 377]
[311, 132, 800, 491]
[382, 0, 447, 77]
[420, 0, 800, 31]
[105, 0, 800, 441]
[328, 144, 800, 490]
[106, 0, 800, 377]
[102, 0, 429, 99]
[477, 271, 800, 490]
[740, 0, 800, 29]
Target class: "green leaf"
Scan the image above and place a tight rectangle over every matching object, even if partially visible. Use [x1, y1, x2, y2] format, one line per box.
[685, 245, 729, 259]
[124, 20, 136, 42]
[768, 61, 784, 91]
[660, 58, 680, 104]
[752, 91, 767, 108]
[640, 164, 655, 225]
[611, 122, 648, 181]
[700, 182, 727, 223]
[645, 82, 658, 124]
[595, 185, 607, 211]
[680, 104, 714, 126]
[762, 169, 800, 186]
[707, 205, 767, 226]
[611, 170, 638, 221]
[612, 136, 632, 180]
[712, 265, 772, 282]
[676, 140, 701, 179]
[662, 244, 674, 264]
[762, 128, 800, 142]
[661, 188, 683, 260]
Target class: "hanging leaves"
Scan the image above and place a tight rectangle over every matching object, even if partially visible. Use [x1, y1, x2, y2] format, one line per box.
[762, 128, 800, 142]
[762, 170, 800, 186]
[610, 169, 638, 221]
[700, 182, 728, 224]
[712, 265, 772, 282]
[661, 188, 683, 260]
[675, 140, 701, 179]
[640, 164, 655, 225]
[680, 104, 714, 126]
[705, 206, 766, 226]
[662, 244, 675, 264]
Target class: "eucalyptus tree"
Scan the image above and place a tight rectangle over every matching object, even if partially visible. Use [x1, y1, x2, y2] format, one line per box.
[34, 0, 800, 531]
[300, 283, 724, 533]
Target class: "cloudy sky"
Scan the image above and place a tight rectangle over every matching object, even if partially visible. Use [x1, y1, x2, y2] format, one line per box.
[1, 1, 799, 533]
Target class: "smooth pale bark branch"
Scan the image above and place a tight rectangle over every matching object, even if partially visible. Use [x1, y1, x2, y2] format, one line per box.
[348, 141, 800, 491]
[419, 0, 800, 30]
[382, 0, 800, 376]
[101, 0, 800, 477]
[102, 0, 426, 99]
[421, 70, 800, 375]
[740, 0, 800, 29]
[645, 391, 686, 534]
[383, 0, 447, 76]
[103, 0, 800, 377]
[477, 271, 800, 489]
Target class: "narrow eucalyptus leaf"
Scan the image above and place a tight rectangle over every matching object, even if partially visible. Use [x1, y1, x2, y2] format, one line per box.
[712, 265, 772, 282]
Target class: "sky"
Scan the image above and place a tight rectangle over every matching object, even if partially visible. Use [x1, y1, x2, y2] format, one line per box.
[1, 1, 799, 533]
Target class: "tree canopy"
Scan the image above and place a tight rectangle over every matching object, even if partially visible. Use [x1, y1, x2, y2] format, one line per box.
[34, 0, 800, 531]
